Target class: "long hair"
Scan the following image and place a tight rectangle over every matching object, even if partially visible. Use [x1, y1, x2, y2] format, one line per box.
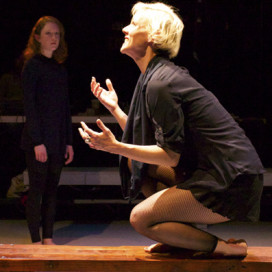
[23, 16, 67, 64]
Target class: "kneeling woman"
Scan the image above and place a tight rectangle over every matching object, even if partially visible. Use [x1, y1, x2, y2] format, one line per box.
[79, 1, 264, 257]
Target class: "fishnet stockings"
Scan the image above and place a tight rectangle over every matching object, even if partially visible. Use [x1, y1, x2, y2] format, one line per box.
[129, 163, 230, 252]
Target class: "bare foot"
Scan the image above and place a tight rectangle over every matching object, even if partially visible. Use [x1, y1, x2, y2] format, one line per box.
[32, 241, 42, 245]
[213, 238, 248, 258]
[144, 243, 176, 254]
[144, 243, 196, 257]
[43, 238, 56, 245]
[145, 239, 247, 259]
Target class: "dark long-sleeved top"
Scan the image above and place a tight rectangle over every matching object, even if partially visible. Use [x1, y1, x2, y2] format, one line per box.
[120, 55, 264, 220]
[21, 54, 72, 155]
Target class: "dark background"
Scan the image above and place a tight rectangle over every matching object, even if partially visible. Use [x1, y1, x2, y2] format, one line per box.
[0, 0, 271, 115]
[0, 0, 272, 219]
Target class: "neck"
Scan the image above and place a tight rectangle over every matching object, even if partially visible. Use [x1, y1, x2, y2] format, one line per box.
[134, 47, 156, 74]
[40, 49, 53, 59]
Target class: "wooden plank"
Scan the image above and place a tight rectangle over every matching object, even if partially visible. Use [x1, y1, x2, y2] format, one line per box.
[0, 244, 271, 272]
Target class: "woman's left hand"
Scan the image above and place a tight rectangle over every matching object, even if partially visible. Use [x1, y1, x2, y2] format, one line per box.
[78, 120, 118, 153]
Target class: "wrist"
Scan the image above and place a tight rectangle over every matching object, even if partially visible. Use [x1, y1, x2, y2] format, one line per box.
[110, 105, 119, 115]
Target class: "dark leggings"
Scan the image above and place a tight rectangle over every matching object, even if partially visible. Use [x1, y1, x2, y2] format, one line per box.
[25, 151, 64, 243]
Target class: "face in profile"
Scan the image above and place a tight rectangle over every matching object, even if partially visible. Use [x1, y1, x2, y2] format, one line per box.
[35, 22, 60, 57]
[120, 13, 150, 60]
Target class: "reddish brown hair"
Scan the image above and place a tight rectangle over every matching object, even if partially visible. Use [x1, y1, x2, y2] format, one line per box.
[23, 16, 67, 63]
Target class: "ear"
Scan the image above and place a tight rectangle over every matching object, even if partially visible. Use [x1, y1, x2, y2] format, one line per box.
[34, 34, 40, 42]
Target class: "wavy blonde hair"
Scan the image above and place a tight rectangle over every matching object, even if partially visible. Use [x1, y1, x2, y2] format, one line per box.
[132, 2, 184, 59]
[23, 16, 67, 64]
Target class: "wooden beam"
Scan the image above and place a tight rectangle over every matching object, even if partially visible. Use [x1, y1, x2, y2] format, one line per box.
[0, 244, 271, 272]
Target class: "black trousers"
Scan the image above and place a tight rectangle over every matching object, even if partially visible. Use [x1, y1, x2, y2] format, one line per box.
[25, 151, 64, 243]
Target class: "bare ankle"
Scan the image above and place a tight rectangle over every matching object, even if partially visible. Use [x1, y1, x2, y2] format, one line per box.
[32, 241, 42, 245]
[43, 238, 56, 245]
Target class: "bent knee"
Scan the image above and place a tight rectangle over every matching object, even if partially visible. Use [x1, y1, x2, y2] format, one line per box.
[130, 206, 151, 235]
[129, 206, 142, 231]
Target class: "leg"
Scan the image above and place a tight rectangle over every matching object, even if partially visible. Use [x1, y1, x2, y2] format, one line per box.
[128, 159, 183, 197]
[25, 152, 48, 243]
[130, 186, 247, 257]
[41, 153, 63, 245]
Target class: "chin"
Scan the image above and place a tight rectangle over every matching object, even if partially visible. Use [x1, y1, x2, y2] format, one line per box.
[120, 48, 128, 56]
[120, 44, 126, 53]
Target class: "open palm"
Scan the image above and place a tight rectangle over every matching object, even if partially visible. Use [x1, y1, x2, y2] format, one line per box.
[90, 77, 118, 113]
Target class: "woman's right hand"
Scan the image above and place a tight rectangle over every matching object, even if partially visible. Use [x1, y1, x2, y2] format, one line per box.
[90, 77, 118, 113]
[34, 144, 48, 163]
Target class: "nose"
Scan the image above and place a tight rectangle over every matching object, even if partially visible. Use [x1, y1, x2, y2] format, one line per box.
[50, 33, 59, 41]
[122, 25, 129, 35]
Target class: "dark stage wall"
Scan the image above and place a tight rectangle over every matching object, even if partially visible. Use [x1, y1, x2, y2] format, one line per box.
[0, 0, 272, 200]
[0, 0, 271, 116]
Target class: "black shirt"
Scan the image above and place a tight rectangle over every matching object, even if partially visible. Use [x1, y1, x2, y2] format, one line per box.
[120, 56, 264, 213]
[21, 54, 72, 155]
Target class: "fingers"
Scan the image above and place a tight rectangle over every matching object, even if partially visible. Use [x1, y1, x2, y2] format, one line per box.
[78, 127, 87, 138]
[65, 147, 74, 165]
[96, 119, 108, 133]
[36, 154, 47, 163]
[93, 83, 102, 98]
[90, 77, 102, 97]
[78, 122, 96, 148]
[65, 157, 72, 165]
[78, 127, 94, 147]
[91, 76, 113, 95]
[34, 145, 48, 163]
[80, 122, 92, 135]
[105, 78, 113, 92]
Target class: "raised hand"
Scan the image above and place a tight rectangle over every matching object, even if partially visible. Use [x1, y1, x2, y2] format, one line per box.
[78, 120, 118, 153]
[90, 77, 118, 113]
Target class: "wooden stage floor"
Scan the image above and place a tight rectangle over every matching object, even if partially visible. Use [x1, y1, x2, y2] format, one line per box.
[0, 244, 272, 272]
[0, 220, 272, 271]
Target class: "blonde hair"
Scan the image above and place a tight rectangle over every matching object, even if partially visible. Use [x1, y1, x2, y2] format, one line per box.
[23, 16, 67, 64]
[132, 2, 184, 59]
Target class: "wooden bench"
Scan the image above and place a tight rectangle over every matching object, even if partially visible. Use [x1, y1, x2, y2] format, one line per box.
[0, 244, 271, 272]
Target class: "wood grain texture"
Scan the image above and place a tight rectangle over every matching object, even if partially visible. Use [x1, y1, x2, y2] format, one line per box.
[0, 244, 271, 272]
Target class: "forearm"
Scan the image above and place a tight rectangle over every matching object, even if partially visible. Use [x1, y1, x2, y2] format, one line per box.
[80, 120, 179, 167]
[110, 105, 127, 131]
[110, 141, 180, 167]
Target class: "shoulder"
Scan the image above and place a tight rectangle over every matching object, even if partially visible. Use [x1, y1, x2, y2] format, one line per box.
[148, 59, 193, 90]
[151, 58, 188, 81]
[149, 58, 205, 98]
[22, 55, 43, 73]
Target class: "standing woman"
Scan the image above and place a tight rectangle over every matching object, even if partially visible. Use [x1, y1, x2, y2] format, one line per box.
[21, 16, 74, 245]
[79, 2, 264, 257]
